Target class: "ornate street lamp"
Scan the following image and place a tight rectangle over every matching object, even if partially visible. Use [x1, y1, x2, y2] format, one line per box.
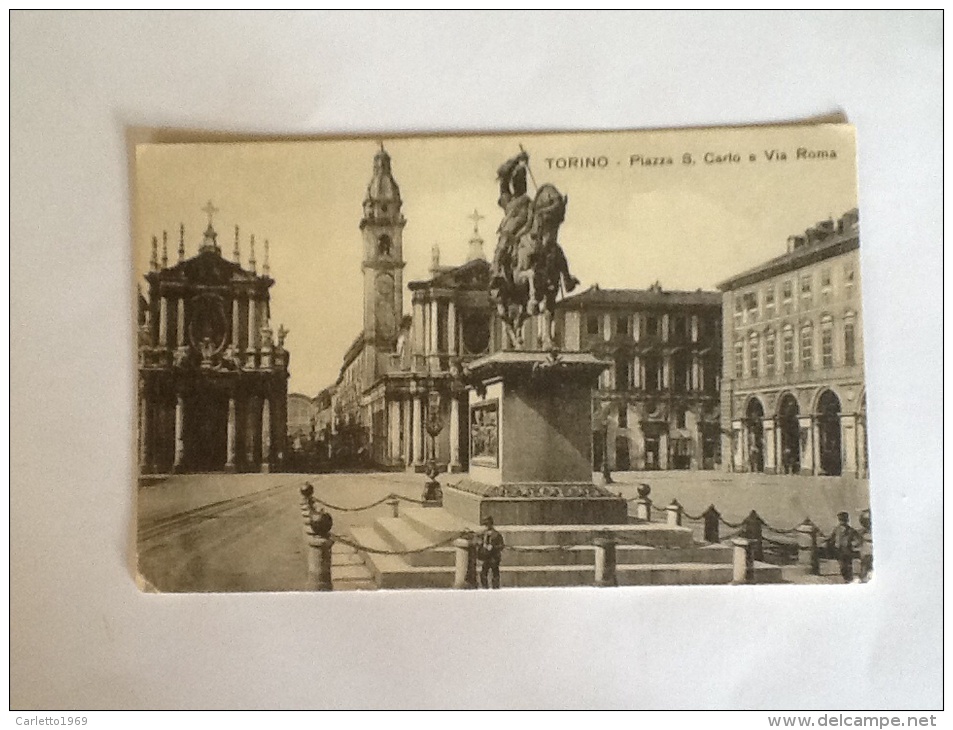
[422, 387, 444, 505]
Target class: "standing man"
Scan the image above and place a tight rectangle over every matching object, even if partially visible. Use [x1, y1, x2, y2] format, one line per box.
[479, 516, 505, 589]
[826, 511, 862, 582]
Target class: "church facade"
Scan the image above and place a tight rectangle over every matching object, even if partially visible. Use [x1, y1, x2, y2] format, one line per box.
[138, 214, 289, 474]
[330, 148, 497, 472]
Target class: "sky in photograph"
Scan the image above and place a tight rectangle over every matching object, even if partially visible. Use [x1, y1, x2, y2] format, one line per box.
[134, 124, 858, 396]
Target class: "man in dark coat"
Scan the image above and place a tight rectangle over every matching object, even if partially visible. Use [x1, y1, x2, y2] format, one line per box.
[826, 511, 861, 582]
[479, 516, 505, 589]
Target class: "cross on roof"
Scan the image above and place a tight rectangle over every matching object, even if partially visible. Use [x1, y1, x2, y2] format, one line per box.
[468, 209, 485, 235]
[202, 200, 219, 226]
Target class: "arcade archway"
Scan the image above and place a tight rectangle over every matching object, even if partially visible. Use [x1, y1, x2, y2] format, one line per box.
[744, 397, 765, 473]
[778, 393, 800, 475]
[817, 389, 842, 476]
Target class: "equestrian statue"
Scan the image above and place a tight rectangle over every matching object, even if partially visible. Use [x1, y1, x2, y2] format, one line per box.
[489, 148, 579, 350]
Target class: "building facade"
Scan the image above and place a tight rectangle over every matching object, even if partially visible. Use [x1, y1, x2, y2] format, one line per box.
[138, 216, 289, 474]
[555, 285, 723, 471]
[718, 209, 866, 477]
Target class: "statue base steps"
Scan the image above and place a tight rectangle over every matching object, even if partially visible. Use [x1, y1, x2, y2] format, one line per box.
[348, 506, 782, 590]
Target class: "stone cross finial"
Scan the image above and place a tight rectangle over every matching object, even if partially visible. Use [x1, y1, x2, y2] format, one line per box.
[161, 231, 168, 269]
[150, 235, 159, 271]
[468, 208, 485, 236]
[178, 224, 185, 262]
[202, 200, 219, 227]
[233, 225, 240, 263]
[263, 239, 270, 275]
[249, 234, 257, 273]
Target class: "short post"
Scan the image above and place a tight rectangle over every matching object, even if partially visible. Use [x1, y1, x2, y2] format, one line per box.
[306, 529, 334, 591]
[796, 518, 820, 575]
[593, 531, 618, 587]
[666, 499, 683, 527]
[387, 496, 400, 518]
[703, 505, 720, 543]
[741, 510, 765, 562]
[731, 537, 754, 584]
[453, 530, 478, 589]
[635, 498, 652, 522]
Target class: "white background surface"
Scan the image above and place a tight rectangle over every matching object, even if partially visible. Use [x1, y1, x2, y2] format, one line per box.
[10, 11, 943, 709]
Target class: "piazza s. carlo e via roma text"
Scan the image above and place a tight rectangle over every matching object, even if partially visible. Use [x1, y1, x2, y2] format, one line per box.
[543, 147, 838, 169]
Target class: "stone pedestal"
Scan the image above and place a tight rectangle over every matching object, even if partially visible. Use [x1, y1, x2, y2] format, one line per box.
[443, 351, 627, 526]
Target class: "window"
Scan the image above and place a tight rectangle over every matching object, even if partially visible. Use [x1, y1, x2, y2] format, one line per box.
[733, 297, 743, 327]
[844, 319, 856, 366]
[844, 262, 856, 295]
[800, 275, 813, 309]
[821, 317, 834, 368]
[743, 291, 758, 322]
[800, 326, 813, 371]
[671, 315, 685, 340]
[782, 280, 794, 314]
[765, 332, 776, 376]
[645, 357, 662, 392]
[646, 316, 659, 338]
[782, 327, 795, 372]
[675, 408, 687, 429]
[734, 340, 744, 379]
[615, 358, 631, 390]
[587, 315, 600, 336]
[765, 287, 776, 318]
[616, 315, 629, 336]
[618, 403, 628, 428]
[749, 333, 760, 378]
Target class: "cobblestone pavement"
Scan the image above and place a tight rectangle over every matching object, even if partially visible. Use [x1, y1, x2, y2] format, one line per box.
[136, 470, 868, 592]
[136, 471, 461, 593]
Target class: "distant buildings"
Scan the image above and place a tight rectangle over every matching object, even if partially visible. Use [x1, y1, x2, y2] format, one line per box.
[554, 284, 723, 471]
[717, 209, 866, 477]
[138, 212, 289, 474]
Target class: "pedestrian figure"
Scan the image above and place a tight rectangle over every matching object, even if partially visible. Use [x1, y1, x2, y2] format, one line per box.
[478, 516, 505, 589]
[858, 510, 873, 582]
[826, 511, 861, 582]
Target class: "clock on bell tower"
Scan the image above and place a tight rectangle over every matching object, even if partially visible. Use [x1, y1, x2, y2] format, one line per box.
[360, 144, 406, 366]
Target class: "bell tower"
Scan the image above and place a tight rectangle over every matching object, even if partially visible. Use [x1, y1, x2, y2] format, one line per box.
[360, 144, 406, 375]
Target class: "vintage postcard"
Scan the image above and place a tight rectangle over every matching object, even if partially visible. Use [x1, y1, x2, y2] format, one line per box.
[134, 124, 870, 593]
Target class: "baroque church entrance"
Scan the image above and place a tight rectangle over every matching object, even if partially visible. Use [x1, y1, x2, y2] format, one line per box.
[185, 388, 228, 472]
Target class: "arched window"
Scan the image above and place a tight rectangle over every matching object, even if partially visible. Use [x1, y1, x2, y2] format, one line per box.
[748, 332, 760, 379]
[800, 324, 814, 371]
[820, 315, 834, 368]
[844, 312, 857, 366]
[765, 330, 776, 377]
[782, 326, 795, 373]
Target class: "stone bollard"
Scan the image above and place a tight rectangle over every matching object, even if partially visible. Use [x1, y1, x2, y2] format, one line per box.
[387, 496, 400, 518]
[703, 505, 720, 543]
[796, 518, 820, 575]
[634, 498, 652, 522]
[593, 531, 618, 587]
[453, 530, 478, 589]
[666, 499, 683, 527]
[306, 529, 334, 591]
[731, 537, 754, 584]
[741, 510, 765, 562]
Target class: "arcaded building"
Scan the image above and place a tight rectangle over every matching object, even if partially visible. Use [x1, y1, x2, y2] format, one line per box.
[138, 214, 289, 473]
[554, 284, 723, 471]
[717, 209, 867, 477]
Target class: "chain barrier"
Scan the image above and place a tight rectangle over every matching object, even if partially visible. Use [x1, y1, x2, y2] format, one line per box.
[330, 531, 465, 556]
[392, 494, 430, 506]
[719, 516, 744, 529]
[308, 493, 394, 513]
[507, 544, 576, 553]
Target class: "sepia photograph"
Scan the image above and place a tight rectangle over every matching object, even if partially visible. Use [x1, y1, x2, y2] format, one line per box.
[134, 124, 870, 593]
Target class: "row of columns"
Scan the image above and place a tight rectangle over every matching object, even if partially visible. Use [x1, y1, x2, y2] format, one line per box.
[413, 298, 458, 359]
[601, 312, 703, 343]
[602, 355, 708, 391]
[391, 390, 462, 470]
[732, 412, 865, 476]
[152, 294, 265, 351]
[138, 390, 273, 473]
